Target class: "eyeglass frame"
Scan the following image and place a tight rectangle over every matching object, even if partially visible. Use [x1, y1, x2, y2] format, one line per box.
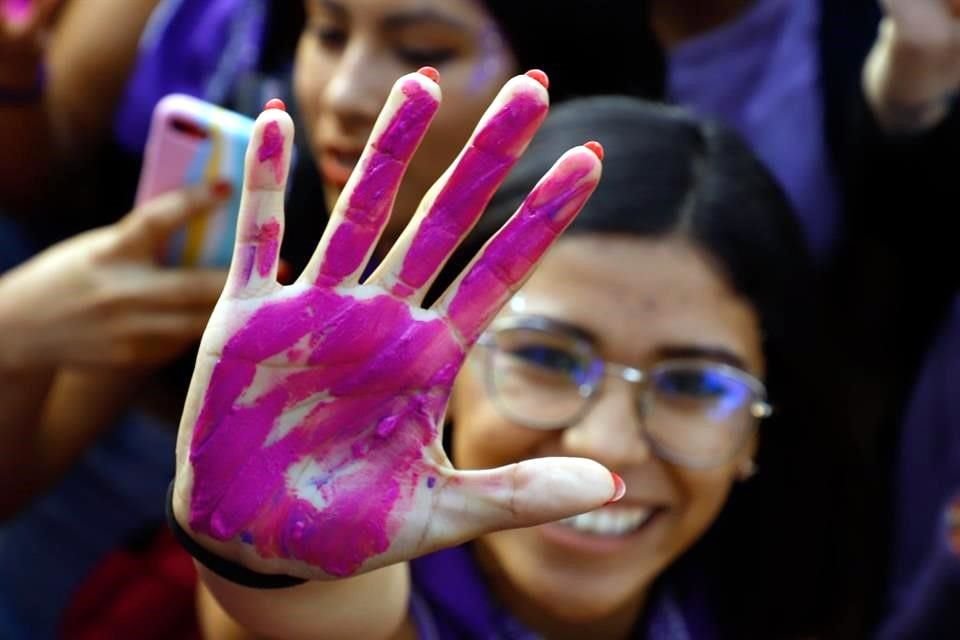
[474, 315, 773, 469]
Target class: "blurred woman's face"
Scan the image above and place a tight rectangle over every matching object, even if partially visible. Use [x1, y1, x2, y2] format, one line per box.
[451, 235, 765, 627]
[295, 0, 517, 244]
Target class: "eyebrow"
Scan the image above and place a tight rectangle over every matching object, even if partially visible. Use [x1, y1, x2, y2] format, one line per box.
[315, 0, 470, 32]
[654, 345, 748, 370]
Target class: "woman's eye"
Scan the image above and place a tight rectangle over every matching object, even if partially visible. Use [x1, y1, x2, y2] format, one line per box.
[510, 345, 583, 376]
[395, 47, 457, 67]
[657, 370, 730, 398]
[315, 26, 347, 51]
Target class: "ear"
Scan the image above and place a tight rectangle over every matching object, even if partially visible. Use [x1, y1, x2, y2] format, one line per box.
[736, 433, 760, 481]
[736, 458, 757, 481]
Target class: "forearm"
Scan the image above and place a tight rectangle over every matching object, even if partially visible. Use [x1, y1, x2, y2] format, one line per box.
[863, 17, 959, 133]
[198, 562, 410, 640]
[0, 367, 142, 519]
[0, 363, 55, 515]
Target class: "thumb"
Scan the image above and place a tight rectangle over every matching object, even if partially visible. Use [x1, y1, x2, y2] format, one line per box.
[429, 457, 623, 547]
[121, 180, 232, 247]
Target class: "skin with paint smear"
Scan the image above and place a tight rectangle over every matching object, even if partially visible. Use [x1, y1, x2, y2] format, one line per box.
[173, 71, 614, 580]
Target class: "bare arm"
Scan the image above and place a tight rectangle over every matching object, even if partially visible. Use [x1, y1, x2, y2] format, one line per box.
[0, 183, 228, 519]
[197, 564, 411, 640]
[0, 0, 160, 210]
[0, 367, 141, 519]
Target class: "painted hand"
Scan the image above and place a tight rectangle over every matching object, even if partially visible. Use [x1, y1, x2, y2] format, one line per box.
[172, 71, 618, 580]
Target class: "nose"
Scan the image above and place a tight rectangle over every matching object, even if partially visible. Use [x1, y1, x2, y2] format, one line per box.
[321, 41, 387, 132]
[560, 378, 653, 468]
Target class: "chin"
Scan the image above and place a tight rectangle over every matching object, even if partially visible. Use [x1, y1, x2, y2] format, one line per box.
[481, 528, 651, 623]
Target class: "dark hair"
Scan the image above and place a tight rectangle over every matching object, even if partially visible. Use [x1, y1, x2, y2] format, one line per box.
[478, 1, 663, 100]
[438, 97, 865, 639]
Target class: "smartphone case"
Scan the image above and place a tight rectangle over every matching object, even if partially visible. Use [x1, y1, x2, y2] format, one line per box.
[136, 94, 254, 267]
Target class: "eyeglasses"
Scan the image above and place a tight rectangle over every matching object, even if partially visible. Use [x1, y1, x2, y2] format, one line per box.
[476, 316, 772, 469]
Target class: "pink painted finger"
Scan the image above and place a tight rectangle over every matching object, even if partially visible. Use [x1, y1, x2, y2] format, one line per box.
[368, 73, 550, 301]
[426, 457, 620, 546]
[435, 146, 602, 344]
[301, 72, 441, 289]
[226, 106, 295, 297]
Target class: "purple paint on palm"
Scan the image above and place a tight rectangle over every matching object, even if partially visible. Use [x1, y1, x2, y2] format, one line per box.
[189, 291, 463, 576]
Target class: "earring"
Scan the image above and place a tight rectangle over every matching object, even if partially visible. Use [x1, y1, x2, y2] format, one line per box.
[738, 459, 757, 481]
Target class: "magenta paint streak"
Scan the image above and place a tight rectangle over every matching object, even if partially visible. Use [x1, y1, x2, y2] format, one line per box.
[238, 246, 256, 285]
[255, 219, 281, 278]
[446, 162, 597, 342]
[1, 0, 30, 21]
[257, 121, 285, 184]
[188, 289, 463, 576]
[316, 81, 440, 287]
[392, 92, 548, 295]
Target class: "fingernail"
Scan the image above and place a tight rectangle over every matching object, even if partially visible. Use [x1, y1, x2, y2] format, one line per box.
[584, 141, 604, 160]
[263, 98, 287, 112]
[212, 179, 232, 198]
[525, 69, 549, 89]
[417, 66, 440, 83]
[605, 472, 626, 505]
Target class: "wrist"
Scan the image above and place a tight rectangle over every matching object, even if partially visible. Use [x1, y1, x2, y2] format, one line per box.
[864, 18, 959, 132]
[166, 480, 308, 589]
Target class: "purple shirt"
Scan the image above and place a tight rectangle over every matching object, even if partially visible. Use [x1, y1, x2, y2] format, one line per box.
[667, 0, 841, 261]
[878, 295, 960, 638]
[410, 545, 716, 639]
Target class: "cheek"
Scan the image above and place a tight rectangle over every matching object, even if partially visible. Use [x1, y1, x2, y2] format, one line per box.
[293, 39, 328, 127]
[669, 468, 739, 548]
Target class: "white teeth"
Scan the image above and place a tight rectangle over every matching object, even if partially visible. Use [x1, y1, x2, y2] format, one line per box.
[558, 506, 656, 536]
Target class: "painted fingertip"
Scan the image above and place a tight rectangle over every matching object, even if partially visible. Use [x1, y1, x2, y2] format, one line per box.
[525, 69, 549, 89]
[583, 141, 604, 160]
[605, 472, 626, 505]
[417, 66, 440, 83]
[263, 98, 287, 112]
[211, 179, 233, 198]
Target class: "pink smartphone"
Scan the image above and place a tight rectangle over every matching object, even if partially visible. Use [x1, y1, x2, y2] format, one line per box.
[136, 94, 254, 267]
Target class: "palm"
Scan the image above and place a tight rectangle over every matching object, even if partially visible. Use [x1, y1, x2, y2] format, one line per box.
[174, 71, 614, 580]
[188, 286, 461, 578]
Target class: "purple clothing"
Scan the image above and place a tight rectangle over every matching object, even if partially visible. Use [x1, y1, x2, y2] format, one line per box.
[113, 0, 267, 154]
[667, 0, 840, 261]
[878, 296, 960, 638]
[410, 545, 717, 639]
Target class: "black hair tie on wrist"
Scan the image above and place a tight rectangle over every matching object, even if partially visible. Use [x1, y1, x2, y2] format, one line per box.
[165, 481, 307, 589]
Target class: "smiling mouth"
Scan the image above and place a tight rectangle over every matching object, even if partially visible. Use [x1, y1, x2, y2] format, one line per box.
[557, 505, 664, 537]
[319, 149, 362, 189]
